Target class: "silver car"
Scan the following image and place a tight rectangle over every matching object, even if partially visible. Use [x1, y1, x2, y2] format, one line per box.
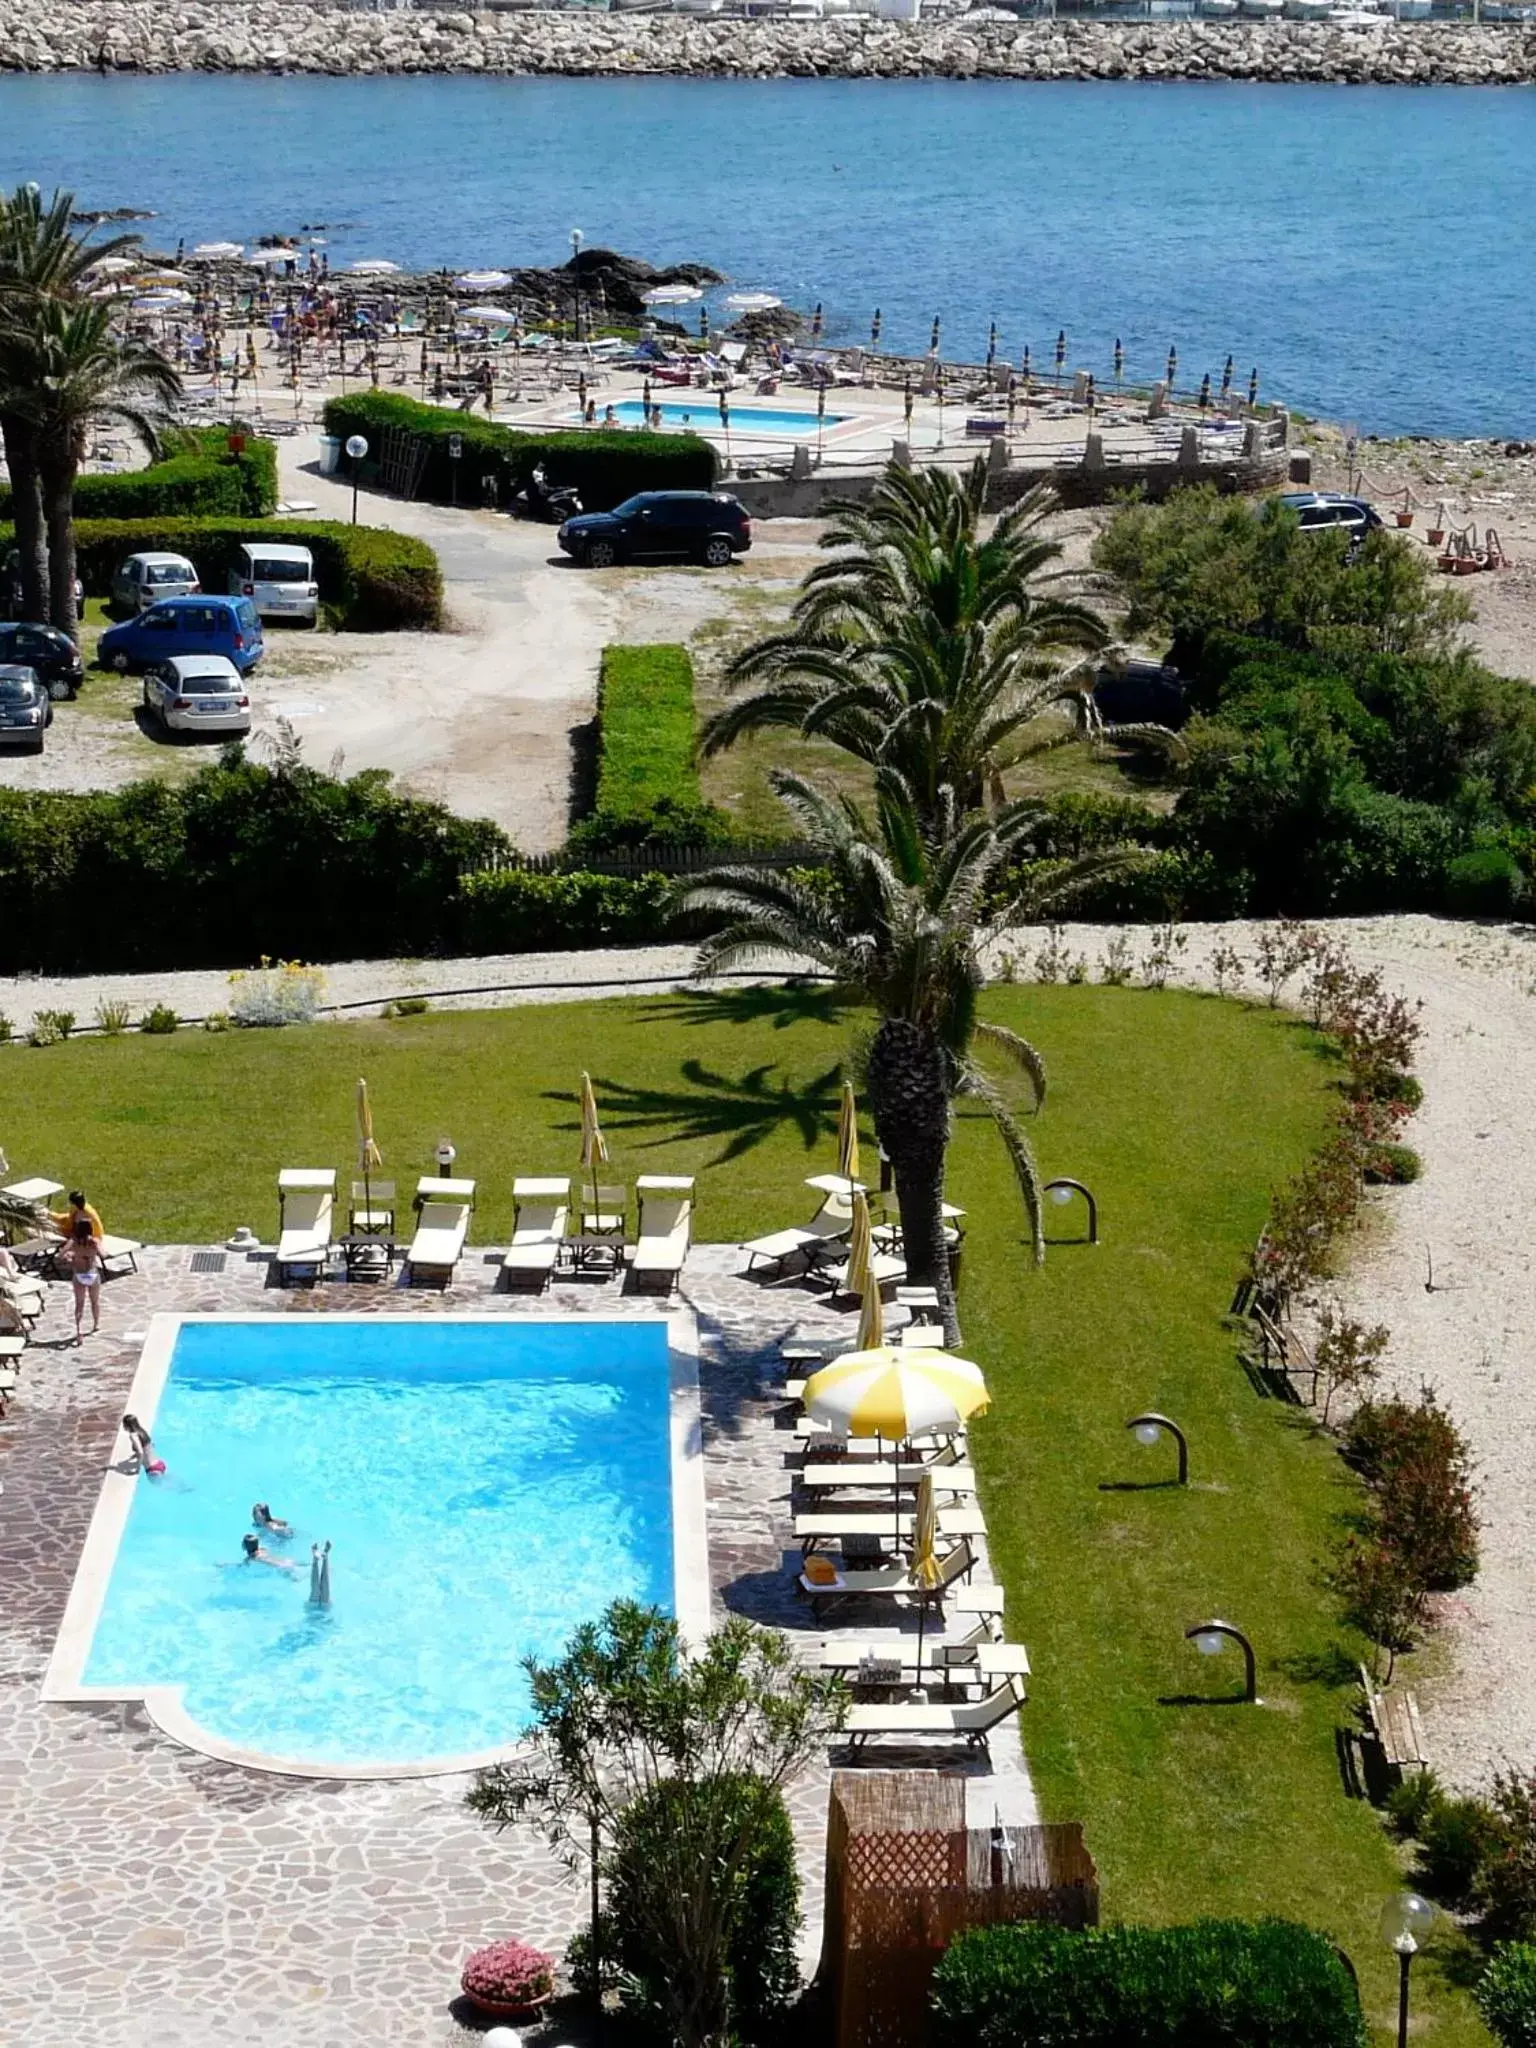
[0, 663, 50, 752]
[113, 551, 201, 614]
[142, 653, 251, 738]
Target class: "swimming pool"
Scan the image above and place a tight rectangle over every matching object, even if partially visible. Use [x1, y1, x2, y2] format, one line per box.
[584, 399, 850, 436]
[47, 1314, 706, 1776]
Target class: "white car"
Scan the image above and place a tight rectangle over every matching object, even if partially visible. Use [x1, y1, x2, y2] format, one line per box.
[142, 653, 251, 737]
[229, 542, 319, 625]
[112, 551, 200, 613]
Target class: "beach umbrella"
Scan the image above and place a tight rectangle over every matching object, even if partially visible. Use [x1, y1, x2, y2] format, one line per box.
[86, 255, 137, 276]
[844, 1191, 874, 1305]
[1199, 372, 1211, 412]
[723, 291, 781, 314]
[1113, 337, 1124, 386]
[1166, 344, 1178, 389]
[804, 1346, 989, 1442]
[986, 320, 997, 367]
[1221, 353, 1234, 400]
[700, 302, 710, 340]
[456, 269, 512, 291]
[811, 301, 823, 340]
[837, 1078, 860, 1184]
[929, 313, 941, 356]
[348, 259, 400, 276]
[1085, 371, 1096, 415]
[356, 1077, 382, 1229]
[855, 1280, 884, 1358]
[192, 241, 243, 260]
[578, 371, 588, 410]
[911, 1470, 945, 1678]
[579, 1070, 609, 1215]
[641, 283, 703, 307]
[1054, 329, 1066, 382]
[1021, 344, 1031, 387]
[870, 307, 882, 350]
[136, 269, 186, 286]
[1248, 366, 1260, 409]
[459, 304, 515, 325]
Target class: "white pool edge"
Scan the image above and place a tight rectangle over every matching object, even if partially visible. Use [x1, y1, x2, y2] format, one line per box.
[43, 1309, 709, 1782]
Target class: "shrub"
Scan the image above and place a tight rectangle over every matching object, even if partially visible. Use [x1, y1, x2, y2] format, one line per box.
[12, 516, 443, 633]
[456, 867, 676, 954]
[34, 1008, 74, 1039]
[1483, 1774, 1536, 1942]
[1478, 1942, 1536, 2047]
[1366, 1068, 1424, 1113]
[0, 1009, 11, 1044]
[1445, 844, 1526, 917]
[140, 1004, 179, 1034]
[1420, 1791, 1503, 1907]
[322, 390, 716, 512]
[1342, 1392, 1479, 1592]
[1364, 1141, 1422, 1185]
[1313, 1304, 1387, 1425]
[94, 998, 132, 1036]
[459, 1937, 556, 2010]
[202, 1011, 230, 1032]
[0, 426, 277, 522]
[930, 1918, 1367, 2048]
[228, 959, 327, 1027]
[383, 995, 430, 1017]
[27, 1015, 64, 1048]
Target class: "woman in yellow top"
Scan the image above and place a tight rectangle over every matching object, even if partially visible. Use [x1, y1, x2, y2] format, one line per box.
[49, 1190, 102, 1241]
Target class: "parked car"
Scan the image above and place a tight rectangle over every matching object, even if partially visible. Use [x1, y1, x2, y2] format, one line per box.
[111, 551, 201, 615]
[97, 595, 264, 676]
[0, 621, 83, 701]
[1093, 656, 1187, 729]
[228, 542, 320, 625]
[1273, 491, 1384, 540]
[3, 548, 82, 624]
[0, 664, 50, 752]
[142, 653, 252, 738]
[558, 491, 752, 569]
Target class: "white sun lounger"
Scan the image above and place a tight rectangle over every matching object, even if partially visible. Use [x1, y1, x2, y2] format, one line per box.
[742, 1173, 860, 1279]
[813, 1247, 907, 1299]
[629, 1175, 694, 1295]
[798, 1537, 975, 1615]
[275, 1169, 335, 1284]
[796, 1461, 978, 1495]
[502, 1177, 570, 1292]
[822, 1636, 1029, 1682]
[97, 1234, 142, 1277]
[795, 1503, 988, 1553]
[843, 1675, 1027, 1753]
[406, 1175, 476, 1284]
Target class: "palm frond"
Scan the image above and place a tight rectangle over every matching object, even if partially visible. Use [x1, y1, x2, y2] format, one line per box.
[961, 1061, 1045, 1265]
[973, 1020, 1047, 1112]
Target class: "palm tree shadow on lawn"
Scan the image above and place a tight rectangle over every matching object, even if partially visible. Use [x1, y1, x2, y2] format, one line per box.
[638, 983, 856, 1034]
[542, 1058, 847, 1166]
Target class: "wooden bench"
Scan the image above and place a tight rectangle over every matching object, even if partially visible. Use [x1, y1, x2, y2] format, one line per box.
[1359, 1663, 1429, 1775]
[1248, 1302, 1319, 1405]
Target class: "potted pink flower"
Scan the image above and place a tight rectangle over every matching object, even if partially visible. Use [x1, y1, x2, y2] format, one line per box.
[460, 1937, 557, 2021]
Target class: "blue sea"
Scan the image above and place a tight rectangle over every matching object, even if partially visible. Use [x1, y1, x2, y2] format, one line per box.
[0, 73, 1530, 436]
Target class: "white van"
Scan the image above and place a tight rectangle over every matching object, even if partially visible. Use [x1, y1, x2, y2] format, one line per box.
[229, 542, 319, 625]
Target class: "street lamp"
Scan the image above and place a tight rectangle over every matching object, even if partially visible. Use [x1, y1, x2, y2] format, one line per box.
[344, 433, 368, 524]
[570, 227, 583, 341]
[1127, 1412, 1188, 1485]
[1381, 1893, 1436, 2048]
[1185, 1619, 1258, 1703]
[1043, 1176, 1098, 1243]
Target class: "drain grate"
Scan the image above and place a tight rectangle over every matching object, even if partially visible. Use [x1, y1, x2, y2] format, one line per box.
[189, 1251, 227, 1275]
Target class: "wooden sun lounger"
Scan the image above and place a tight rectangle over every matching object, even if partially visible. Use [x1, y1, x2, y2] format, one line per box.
[629, 1175, 694, 1295]
[502, 1177, 570, 1292]
[405, 1175, 476, 1285]
[795, 1503, 988, 1554]
[799, 1538, 975, 1616]
[275, 1169, 335, 1284]
[843, 1675, 1027, 1753]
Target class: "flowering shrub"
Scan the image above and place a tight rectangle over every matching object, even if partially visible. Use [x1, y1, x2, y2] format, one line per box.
[460, 1938, 556, 2009]
[228, 958, 328, 1028]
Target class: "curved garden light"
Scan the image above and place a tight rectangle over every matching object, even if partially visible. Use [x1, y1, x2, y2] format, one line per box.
[1127, 1412, 1188, 1485]
[1043, 1177, 1098, 1244]
[1185, 1619, 1257, 1703]
[1381, 1893, 1436, 2048]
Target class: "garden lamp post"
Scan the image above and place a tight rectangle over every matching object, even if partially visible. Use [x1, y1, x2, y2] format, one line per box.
[1043, 1176, 1098, 1243]
[344, 433, 368, 524]
[1185, 1619, 1258, 1703]
[435, 1137, 457, 1175]
[1381, 1893, 1436, 2048]
[1127, 1412, 1188, 1485]
[570, 227, 583, 341]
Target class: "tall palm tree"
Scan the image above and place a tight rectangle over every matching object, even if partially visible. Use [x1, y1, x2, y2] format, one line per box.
[702, 461, 1138, 829]
[0, 185, 143, 623]
[1, 297, 180, 634]
[682, 770, 1109, 1345]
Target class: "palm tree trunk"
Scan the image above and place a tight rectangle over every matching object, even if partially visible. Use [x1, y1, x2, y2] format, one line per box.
[866, 1015, 961, 1346]
[1, 413, 48, 622]
[37, 435, 79, 641]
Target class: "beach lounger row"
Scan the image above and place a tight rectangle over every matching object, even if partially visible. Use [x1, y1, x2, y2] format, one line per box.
[502, 1176, 693, 1295]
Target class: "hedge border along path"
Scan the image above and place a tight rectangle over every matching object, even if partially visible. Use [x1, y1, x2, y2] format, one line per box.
[595, 645, 701, 822]
[0, 427, 278, 523]
[321, 389, 716, 513]
[0, 515, 443, 634]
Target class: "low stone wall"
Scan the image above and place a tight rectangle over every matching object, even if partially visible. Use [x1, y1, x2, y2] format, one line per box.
[0, 7, 1533, 83]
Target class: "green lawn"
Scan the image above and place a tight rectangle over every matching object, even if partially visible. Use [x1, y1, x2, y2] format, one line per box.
[0, 986, 1481, 2044]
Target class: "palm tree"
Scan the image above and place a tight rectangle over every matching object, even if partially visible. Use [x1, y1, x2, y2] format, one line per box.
[0, 185, 143, 624]
[1, 296, 180, 634]
[702, 460, 1137, 829]
[681, 770, 1110, 1345]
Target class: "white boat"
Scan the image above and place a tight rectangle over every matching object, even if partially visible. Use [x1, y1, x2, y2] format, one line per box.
[1238, 0, 1285, 17]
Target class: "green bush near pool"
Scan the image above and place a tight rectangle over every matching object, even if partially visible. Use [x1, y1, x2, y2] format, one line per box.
[0, 426, 277, 522]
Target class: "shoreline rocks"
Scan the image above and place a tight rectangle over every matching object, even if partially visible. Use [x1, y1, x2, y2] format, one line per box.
[0, 7, 1533, 84]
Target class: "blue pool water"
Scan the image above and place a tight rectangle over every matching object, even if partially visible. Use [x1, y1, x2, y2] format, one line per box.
[0, 75, 1533, 433]
[83, 1318, 675, 1767]
[599, 399, 849, 435]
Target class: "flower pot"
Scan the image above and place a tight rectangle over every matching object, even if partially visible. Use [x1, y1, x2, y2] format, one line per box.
[1426, 528, 1444, 546]
[462, 1990, 553, 2023]
[1395, 510, 1414, 528]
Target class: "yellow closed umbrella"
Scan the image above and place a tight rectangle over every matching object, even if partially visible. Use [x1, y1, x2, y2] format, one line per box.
[356, 1077, 382, 1222]
[579, 1069, 609, 1212]
[837, 1078, 860, 1183]
[911, 1469, 944, 1676]
[844, 1191, 874, 1302]
[855, 1280, 884, 1356]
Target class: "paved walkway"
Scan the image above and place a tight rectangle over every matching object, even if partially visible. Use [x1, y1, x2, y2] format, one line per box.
[0, 1239, 1029, 2048]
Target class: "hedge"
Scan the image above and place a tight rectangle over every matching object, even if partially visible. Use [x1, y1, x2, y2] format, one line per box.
[930, 1919, 1367, 2048]
[596, 644, 701, 819]
[321, 389, 716, 513]
[6, 516, 443, 633]
[0, 427, 279, 522]
[455, 868, 677, 954]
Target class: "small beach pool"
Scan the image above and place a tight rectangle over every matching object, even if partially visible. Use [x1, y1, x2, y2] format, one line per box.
[55, 1316, 702, 1773]
[584, 399, 850, 436]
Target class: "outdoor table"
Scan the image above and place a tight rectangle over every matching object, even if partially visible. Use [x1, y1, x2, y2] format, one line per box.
[341, 1235, 400, 1279]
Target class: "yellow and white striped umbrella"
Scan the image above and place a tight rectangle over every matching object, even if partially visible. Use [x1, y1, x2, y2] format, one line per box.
[355, 1077, 382, 1174]
[837, 1078, 860, 1183]
[912, 1470, 943, 1588]
[855, 1278, 884, 1355]
[804, 1346, 988, 1441]
[844, 1190, 874, 1301]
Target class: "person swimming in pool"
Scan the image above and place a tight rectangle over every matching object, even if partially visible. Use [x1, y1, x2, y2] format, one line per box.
[239, 1532, 300, 1571]
[252, 1502, 292, 1537]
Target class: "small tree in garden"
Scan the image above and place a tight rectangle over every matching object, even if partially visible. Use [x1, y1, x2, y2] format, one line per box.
[1314, 1304, 1389, 1426]
[1330, 1536, 1422, 1681]
[466, 1601, 845, 2048]
[1482, 1774, 1536, 1943]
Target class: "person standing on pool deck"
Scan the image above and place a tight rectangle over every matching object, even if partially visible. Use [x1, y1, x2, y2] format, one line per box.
[64, 1220, 103, 1342]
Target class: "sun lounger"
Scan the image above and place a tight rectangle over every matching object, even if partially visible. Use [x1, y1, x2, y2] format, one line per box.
[502, 1177, 570, 1292]
[629, 1175, 694, 1295]
[742, 1177, 859, 1280]
[275, 1169, 335, 1284]
[798, 1538, 975, 1616]
[405, 1176, 476, 1284]
[796, 1461, 978, 1495]
[843, 1675, 1027, 1753]
[811, 1246, 907, 1299]
[795, 1503, 988, 1554]
[1, 1271, 45, 1321]
[98, 1235, 141, 1277]
[822, 1635, 1029, 1682]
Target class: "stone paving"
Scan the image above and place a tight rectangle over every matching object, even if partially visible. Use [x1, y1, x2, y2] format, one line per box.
[0, 1238, 1030, 2047]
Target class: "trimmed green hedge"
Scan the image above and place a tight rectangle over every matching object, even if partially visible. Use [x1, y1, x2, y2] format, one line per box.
[321, 389, 715, 512]
[455, 868, 676, 954]
[0, 427, 279, 522]
[16, 516, 442, 633]
[930, 1919, 1366, 2048]
[596, 644, 701, 819]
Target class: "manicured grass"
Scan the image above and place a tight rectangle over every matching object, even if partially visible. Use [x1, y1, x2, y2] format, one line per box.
[0, 986, 1481, 2043]
[595, 644, 701, 820]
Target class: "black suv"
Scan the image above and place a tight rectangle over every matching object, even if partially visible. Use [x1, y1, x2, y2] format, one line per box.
[1274, 492, 1384, 541]
[0, 621, 83, 700]
[559, 491, 752, 570]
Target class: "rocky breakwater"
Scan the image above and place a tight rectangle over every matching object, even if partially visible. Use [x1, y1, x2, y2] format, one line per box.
[0, 3, 1533, 82]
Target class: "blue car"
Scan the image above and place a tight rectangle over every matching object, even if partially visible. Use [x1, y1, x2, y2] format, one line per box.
[98, 595, 265, 676]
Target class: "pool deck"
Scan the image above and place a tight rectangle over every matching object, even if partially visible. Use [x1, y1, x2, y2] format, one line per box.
[0, 1240, 1032, 2048]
